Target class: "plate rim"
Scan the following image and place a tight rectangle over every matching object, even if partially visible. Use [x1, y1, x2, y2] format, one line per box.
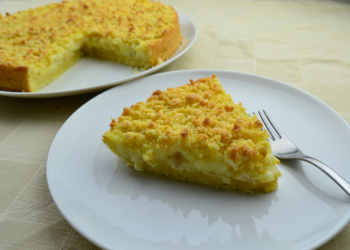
[47, 69, 350, 250]
[0, 11, 197, 98]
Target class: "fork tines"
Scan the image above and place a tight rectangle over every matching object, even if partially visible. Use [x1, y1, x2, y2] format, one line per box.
[254, 110, 284, 141]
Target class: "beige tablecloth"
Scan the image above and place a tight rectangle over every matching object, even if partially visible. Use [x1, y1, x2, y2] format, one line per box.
[1, 0, 350, 249]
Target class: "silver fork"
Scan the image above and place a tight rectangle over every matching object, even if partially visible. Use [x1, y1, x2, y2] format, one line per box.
[255, 110, 350, 197]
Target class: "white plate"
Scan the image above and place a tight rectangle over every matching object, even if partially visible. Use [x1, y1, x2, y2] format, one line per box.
[47, 70, 350, 250]
[0, 0, 197, 98]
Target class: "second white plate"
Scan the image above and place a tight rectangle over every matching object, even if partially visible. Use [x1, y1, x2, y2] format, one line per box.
[0, 0, 197, 98]
[47, 70, 350, 250]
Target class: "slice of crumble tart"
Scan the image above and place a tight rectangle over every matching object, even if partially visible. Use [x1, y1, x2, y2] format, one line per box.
[102, 75, 281, 193]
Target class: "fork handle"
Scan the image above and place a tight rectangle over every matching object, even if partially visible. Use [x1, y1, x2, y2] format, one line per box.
[300, 156, 350, 197]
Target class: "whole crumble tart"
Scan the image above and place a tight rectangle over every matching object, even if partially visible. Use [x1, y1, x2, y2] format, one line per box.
[0, 0, 181, 92]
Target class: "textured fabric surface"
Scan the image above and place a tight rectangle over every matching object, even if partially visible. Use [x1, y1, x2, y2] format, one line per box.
[1, 0, 350, 249]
